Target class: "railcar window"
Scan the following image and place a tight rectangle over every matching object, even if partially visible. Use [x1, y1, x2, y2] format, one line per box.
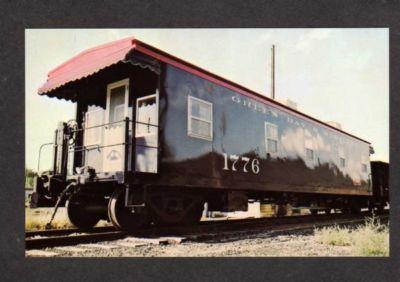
[188, 96, 213, 141]
[306, 148, 314, 161]
[109, 86, 126, 124]
[113, 104, 125, 124]
[362, 163, 367, 172]
[265, 122, 278, 154]
[340, 157, 346, 168]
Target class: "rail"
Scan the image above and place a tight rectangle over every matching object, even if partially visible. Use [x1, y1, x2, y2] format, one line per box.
[25, 211, 389, 250]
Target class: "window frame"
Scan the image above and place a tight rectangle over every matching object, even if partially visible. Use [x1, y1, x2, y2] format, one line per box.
[340, 157, 346, 168]
[305, 148, 314, 161]
[361, 163, 367, 173]
[265, 122, 278, 155]
[187, 95, 213, 141]
[338, 146, 346, 169]
[135, 92, 159, 137]
[304, 131, 315, 163]
[105, 78, 129, 125]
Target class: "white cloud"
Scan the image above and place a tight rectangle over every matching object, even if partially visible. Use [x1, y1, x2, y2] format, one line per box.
[257, 32, 272, 43]
[308, 29, 331, 40]
[281, 127, 305, 158]
[295, 29, 332, 52]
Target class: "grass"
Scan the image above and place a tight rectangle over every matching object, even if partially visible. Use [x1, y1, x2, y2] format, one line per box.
[25, 208, 111, 231]
[25, 208, 74, 230]
[26, 215, 73, 230]
[315, 216, 389, 256]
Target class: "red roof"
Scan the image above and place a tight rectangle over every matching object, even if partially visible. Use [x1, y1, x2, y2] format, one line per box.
[38, 36, 370, 144]
[38, 36, 136, 94]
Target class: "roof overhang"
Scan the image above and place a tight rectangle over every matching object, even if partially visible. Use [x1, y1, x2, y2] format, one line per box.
[38, 36, 138, 95]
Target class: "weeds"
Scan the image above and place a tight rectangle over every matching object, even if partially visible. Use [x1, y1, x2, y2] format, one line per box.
[351, 217, 389, 256]
[315, 216, 389, 256]
[315, 225, 352, 246]
[25, 208, 111, 231]
[25, 208, 73, 230]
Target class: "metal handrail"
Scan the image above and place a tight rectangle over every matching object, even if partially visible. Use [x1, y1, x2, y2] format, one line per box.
[37, 142, 55, 173]
[70, 118, 159, 152]
[132, 120, 159, 127]
[72, 118, 159, 132]
[70, 142, 159, 153]
[65, 118, 160, 174]
[71, 142, 128, 153]
[71, 119, 126, 132]
[37, 118, 160, 177]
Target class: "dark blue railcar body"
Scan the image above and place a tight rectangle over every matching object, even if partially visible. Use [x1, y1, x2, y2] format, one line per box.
[154, 64, 371, 196]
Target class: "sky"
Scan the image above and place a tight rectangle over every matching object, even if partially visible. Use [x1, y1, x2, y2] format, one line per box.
[25, 28, 389, 171]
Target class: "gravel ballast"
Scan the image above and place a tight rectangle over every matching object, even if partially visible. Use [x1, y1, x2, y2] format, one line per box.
[26, 230, 354, 257]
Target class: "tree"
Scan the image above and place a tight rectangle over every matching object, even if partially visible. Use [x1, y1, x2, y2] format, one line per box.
[25, 168, 37, 188]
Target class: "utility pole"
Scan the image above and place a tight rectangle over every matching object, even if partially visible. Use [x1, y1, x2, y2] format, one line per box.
[271, 44, 275, 100]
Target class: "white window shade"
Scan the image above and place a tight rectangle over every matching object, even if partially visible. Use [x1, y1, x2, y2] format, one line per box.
[113, 104, 125, 124]
[362, 164, 367, 172]
[136, 96, 158, 138]
[339, 147, 346, 168]
[306, 148, 314, 161]
[191, 98, 212, 120]
[191, 119, 211, 137]
[109, 85, 125, 123]
[188, 96, 213, 140]
[340, 157, 346, 168]
[265, 122, 278, 154]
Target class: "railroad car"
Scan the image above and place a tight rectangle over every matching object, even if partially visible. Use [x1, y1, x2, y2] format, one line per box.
[30, 36, 389, 230]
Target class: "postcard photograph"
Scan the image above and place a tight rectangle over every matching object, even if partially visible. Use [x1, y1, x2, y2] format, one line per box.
[25, 28, 389, 257]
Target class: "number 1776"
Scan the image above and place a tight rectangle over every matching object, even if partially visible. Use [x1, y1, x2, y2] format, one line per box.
[222, 153, 260, 174]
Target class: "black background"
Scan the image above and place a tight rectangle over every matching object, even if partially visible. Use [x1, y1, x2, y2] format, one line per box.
[0, 0, 399, 281]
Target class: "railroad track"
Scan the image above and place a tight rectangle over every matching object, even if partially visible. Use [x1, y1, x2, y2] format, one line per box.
[25, 211, 389, 250]
[26, 226, 116, 238]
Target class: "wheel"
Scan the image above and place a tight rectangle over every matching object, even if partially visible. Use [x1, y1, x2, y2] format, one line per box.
[340, 208, 351, 214]
[310, 209, 318, 216]
[375, 205, 384, 214]
[324, 208, 331, 214]
[29, 192, 40, 208]
[185, 202, 205, 223]
[108, 189, 148, 231]
[276, 204, 288, 217]
[368, 203, 374, 213]
[350, 207, 361, 214]
[147, 190, 204, 226]
[66, 193, 101, 229]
